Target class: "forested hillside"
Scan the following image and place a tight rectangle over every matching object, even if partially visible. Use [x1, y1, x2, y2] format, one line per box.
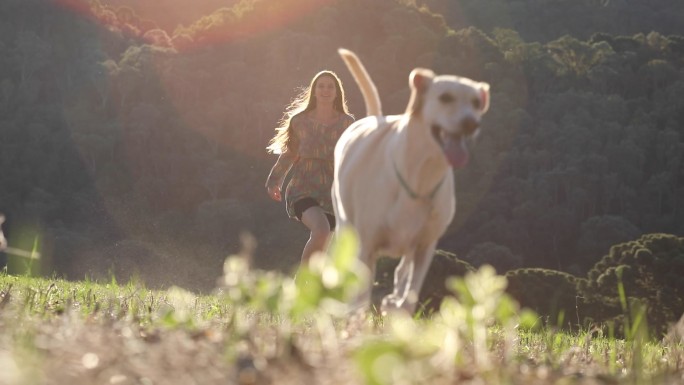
[420, 0, 684, 42]
[1, 0, 682, 291]
[99, 0, 242, 31]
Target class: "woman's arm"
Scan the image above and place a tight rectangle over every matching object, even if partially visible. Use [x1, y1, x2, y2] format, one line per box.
[265, 147, 298, 201]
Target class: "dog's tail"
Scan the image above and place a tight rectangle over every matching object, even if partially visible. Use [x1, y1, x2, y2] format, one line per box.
[338, 48, 382, 117]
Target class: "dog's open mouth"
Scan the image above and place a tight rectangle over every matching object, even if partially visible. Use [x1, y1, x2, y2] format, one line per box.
[431, 125, 470, 168]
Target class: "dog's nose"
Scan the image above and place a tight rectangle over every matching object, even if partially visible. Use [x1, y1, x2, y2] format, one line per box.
[460, 117, 480, 136]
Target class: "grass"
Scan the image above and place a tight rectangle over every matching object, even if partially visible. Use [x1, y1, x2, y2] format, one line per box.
[1, 232, 683, 384]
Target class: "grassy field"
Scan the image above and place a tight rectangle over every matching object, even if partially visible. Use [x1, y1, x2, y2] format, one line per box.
[1, 234, 683, 384]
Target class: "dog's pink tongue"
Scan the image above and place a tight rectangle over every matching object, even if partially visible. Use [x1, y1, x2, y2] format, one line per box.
[443, 136, 469, 168]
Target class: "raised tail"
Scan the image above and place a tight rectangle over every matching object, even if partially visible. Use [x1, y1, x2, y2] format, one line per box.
[338, 48, 382, 117]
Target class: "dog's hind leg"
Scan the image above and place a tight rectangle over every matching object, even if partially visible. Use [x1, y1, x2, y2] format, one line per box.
[381, 242, 436, 315]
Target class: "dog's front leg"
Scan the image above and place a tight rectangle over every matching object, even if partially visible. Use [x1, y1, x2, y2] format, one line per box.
[381, 242, 436, 315]
[380, 254, 414, 315]
[405, 242, 436, 314]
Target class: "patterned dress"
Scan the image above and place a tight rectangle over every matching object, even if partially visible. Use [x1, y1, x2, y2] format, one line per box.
[266, 112, 355, 219]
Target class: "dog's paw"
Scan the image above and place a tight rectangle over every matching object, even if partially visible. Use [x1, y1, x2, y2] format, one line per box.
[380, 293, 418, 317]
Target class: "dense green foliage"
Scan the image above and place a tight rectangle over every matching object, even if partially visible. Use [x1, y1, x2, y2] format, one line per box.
[0, 0, 682, 292]
[582, 233, 684, 336]
[505, 267, 584, 327]
[504, 233, 684, 337]
[420, 0, 684, 42]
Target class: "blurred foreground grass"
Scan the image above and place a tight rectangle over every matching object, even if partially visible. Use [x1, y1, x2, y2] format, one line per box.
[1, 231, 683, 385]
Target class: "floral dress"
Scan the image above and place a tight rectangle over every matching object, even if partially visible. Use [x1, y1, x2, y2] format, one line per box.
[266, 112, 355, 219]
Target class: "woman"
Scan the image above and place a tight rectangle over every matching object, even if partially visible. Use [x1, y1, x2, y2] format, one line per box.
[266, 70, 354, 267]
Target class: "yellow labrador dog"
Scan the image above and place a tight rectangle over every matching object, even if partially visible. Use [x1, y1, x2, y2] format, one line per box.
[332, 49, 490, 314]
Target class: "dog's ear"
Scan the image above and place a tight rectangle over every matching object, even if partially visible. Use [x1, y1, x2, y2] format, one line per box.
[410, 68, 434, 94]
[406, 68, 434, 117]
[478, 82, 491, 113]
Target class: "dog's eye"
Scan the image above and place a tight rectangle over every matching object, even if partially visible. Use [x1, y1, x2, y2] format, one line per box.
[471, 98, 481, 110]
[439, 93, 454, 104]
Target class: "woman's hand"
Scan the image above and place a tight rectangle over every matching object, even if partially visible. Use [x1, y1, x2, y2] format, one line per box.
[267, 185, 282, 201]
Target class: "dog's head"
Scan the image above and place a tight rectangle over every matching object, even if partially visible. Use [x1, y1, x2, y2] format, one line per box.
[406, 69, 490, 168]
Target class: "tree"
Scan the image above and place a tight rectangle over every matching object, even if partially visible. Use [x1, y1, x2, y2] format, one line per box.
[142, 29, 174, 49]
[577, 215, 641, 271]
[13, 30, 51, 88]
[506, 268, 584, 329]
[466, 242, 522, 273]
[582, 233, 684, 337]
[547, 36, 614, 77]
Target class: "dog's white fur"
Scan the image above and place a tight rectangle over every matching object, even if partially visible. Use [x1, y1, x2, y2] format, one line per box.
[332, 49, 490, 314]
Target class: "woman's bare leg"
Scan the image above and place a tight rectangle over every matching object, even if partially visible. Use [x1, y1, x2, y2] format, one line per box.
[299, 206, 332, 266]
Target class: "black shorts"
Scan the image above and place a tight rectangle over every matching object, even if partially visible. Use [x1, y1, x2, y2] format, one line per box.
[293, 197, 336, 230]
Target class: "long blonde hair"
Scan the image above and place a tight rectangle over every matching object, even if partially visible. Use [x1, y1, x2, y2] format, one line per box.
[266, 70, 350, 154]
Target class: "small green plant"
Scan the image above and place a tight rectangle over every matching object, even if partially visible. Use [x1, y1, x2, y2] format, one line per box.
[354, 265, 539, 385]
[5, 235, 42, 277]
[219, 227, 367, 320]
[614, 266, 649, 379]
